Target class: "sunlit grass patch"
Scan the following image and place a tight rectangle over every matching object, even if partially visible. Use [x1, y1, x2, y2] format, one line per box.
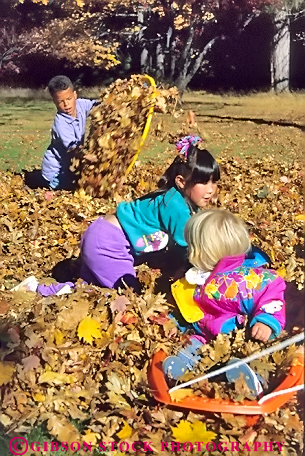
[0, 91, 303, 172]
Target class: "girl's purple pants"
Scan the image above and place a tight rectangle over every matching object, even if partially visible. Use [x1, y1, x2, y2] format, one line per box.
[37, 217, 139, 296]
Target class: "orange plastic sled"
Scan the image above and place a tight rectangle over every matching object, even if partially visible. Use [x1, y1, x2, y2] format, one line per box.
[148, 349, 304, 415]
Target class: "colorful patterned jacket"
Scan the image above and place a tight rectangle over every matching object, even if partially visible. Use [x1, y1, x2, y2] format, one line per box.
[193, 255, 286, 339]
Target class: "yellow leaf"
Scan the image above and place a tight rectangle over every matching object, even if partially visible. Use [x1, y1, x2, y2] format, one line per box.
[0, 362, 15, 386]
[169, 388, 194, 402]
[77, 317, 102, 345]
[82, 430, 100, 446]
[38, 371, 77, 385]
[270, 248, 276, 263]
[33, 393, 46, 402]
[296, 214, 305, 221]
[74, 188, 91, 200]
[276, 265, 286, 278]
[53, 329, 65, 345]
[108, 391, 131, 409]
[0, 413, 12, 426]
[171, 420, 217, 443]
[117, 420, 132, 440]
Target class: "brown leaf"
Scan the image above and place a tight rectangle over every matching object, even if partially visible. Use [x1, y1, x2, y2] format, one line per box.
[7, 327, 20, 344]
[239, 427, 257, 444]
[119, 313, 138, 325]
[47, 415, 81, 446]
[148, 313, 170, 325]
[110, 295, 130, 313]
[285, 413, 303, 432]
[0, 300, 10, 315]
[56, 299, 89, 330]
[22, 355, 40, 373]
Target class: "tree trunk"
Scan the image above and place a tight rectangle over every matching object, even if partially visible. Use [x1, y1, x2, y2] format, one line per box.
[174, 37, 219, 92]
[156, 42, 165, 80]
[271, 9, 290, 93]
[170, 39, 176, 80]
[175, 24, 194, 82]
[140, 46, 149, 73]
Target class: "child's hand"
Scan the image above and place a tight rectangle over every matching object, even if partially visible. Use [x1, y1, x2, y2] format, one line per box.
[251, 322, 272, 342]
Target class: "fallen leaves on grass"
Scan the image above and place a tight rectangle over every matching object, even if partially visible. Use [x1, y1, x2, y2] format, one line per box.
[0, 362, 15, 386]
[0, 145, 303, 454]
[218, 153, 304, 289]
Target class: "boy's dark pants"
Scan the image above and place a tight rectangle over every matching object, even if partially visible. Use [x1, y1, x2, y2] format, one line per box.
[24, 169, 76, 191]
[24, 169, 51, 189]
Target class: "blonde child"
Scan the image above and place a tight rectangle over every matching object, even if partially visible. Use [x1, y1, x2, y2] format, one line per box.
[163, 209, 286, 391]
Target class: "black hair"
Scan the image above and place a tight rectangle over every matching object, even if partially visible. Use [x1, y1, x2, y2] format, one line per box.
[157, 145, 220, 191]
[48, 75, 74, 96]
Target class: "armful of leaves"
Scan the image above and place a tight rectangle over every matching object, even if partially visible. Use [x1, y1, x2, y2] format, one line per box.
[69, 145, 84, 177]
[76, 75, 179, 198]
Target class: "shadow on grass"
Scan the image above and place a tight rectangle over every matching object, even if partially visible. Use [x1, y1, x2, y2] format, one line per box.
[183, 101, 243, 109]
[196, 113, 305, 131]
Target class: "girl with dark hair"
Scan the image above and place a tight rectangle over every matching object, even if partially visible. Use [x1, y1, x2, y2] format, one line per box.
[15, 136, 220, 295]
[79, 136, 219, 291]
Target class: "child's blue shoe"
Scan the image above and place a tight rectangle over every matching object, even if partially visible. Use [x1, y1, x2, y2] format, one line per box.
[177, 337, 204, 369]
[225, 358, 263, 396]
[162, 356, 189, 380]
[163, 337, 204, 380]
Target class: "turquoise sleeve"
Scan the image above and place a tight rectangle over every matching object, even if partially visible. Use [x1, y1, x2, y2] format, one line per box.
[159, 193, 191, 247]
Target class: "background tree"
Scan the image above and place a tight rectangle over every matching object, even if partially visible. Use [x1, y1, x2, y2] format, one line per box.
[266, 0, 305, 92]
[0, 20, 30, 77]
[115, 0, 305, 92]
[1, 0, 304, 91]
[19, 0, 121, 71]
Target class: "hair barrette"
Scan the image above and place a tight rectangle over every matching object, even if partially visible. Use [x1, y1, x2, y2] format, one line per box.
[176, 135, 202, 158]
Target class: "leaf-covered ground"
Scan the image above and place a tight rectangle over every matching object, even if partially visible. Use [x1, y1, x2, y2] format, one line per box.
[0, 150, 304, 455]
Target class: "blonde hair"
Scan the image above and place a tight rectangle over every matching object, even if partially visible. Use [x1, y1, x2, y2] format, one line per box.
[185, 209, 251, 272]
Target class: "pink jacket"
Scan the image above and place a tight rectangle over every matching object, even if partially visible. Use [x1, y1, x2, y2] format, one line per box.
[193, 255, 286, 340]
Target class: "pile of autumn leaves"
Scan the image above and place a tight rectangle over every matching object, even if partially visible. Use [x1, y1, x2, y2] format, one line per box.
[0, 151, 304, 455]
[218, 153, 304, 290]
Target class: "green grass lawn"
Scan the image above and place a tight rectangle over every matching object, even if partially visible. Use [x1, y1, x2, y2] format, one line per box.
[0, 98, 53, 172]
[0, 91, 304, 173]
[142, 91, 304, 164]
